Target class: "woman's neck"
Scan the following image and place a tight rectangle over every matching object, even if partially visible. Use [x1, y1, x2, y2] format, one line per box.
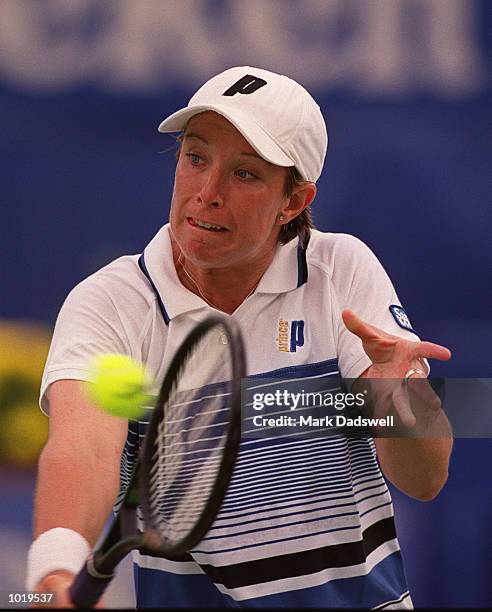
[171, 239, 272, 314]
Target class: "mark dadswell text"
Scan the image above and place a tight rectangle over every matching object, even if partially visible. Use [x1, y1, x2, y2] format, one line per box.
[253, 415, 394, 428]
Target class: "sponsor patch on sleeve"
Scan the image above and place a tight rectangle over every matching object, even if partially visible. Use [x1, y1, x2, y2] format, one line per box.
[389, 305, 416, 333]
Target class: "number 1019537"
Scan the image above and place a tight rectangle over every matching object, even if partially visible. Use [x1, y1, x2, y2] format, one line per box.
[7, 592, 54, 605]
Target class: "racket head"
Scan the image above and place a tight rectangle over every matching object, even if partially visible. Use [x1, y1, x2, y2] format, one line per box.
[139, 315, 245, 555]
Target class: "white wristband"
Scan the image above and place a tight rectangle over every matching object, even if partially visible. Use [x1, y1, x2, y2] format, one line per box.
[26, 528, 91, 592]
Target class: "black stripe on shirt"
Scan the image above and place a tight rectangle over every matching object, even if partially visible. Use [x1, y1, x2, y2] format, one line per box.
[138, 547, 196, 563]
[296, 235, 309, 287]
[137, 253, 171, 325]
[199, 516, 397, 589]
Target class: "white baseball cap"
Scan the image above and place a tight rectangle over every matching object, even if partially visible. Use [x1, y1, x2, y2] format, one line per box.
[158, 66, 328, 182]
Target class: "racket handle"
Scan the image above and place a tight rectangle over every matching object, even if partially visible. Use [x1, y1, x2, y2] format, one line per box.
[69, 560, 113, 608]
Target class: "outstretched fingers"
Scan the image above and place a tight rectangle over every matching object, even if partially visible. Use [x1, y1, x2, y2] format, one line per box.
[412, 341, 452, 362]
[342, 309, 380, 341]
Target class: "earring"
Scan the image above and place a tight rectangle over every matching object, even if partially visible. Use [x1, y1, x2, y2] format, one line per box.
[279, 214, 285, 222]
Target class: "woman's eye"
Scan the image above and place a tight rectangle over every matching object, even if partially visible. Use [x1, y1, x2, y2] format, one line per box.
[236, 169, 255, 180]
[186, 153, 202, 165]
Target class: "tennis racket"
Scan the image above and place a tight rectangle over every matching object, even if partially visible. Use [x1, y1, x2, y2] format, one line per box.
[69, 315, 246, 608]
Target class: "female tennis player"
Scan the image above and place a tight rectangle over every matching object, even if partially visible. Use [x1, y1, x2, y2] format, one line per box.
[28, 67, 452, 609]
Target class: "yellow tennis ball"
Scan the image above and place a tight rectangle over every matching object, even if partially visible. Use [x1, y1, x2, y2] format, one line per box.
[87, 353, 150, 420]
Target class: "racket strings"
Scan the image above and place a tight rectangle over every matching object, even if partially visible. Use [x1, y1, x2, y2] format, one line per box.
[146, 324, 235, 544]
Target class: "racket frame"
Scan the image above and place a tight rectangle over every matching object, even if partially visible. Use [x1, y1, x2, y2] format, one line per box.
[140, 315, 244, 555]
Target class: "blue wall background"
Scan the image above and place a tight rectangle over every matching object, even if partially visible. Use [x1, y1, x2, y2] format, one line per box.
[1, 0, 490, 606]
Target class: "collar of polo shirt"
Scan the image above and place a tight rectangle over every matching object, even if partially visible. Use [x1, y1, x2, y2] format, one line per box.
[142, 224, 304, 320]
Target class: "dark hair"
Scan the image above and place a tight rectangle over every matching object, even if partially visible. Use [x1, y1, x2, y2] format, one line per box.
[174, 136, 316, 246]
[281, 167, 316, 246]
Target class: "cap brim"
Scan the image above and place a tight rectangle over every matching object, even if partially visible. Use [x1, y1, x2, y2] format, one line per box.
[158, 104, 294, 168]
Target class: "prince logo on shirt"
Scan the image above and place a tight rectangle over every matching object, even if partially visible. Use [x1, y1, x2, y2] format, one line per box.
[277, 319, 305, 352]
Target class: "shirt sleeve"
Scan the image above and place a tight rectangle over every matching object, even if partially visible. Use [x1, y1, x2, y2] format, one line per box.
[328, 234, 422, 381]
[39, 276, 132, 415]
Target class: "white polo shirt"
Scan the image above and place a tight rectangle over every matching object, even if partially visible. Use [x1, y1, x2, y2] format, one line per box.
[41, 224, 417, 609]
